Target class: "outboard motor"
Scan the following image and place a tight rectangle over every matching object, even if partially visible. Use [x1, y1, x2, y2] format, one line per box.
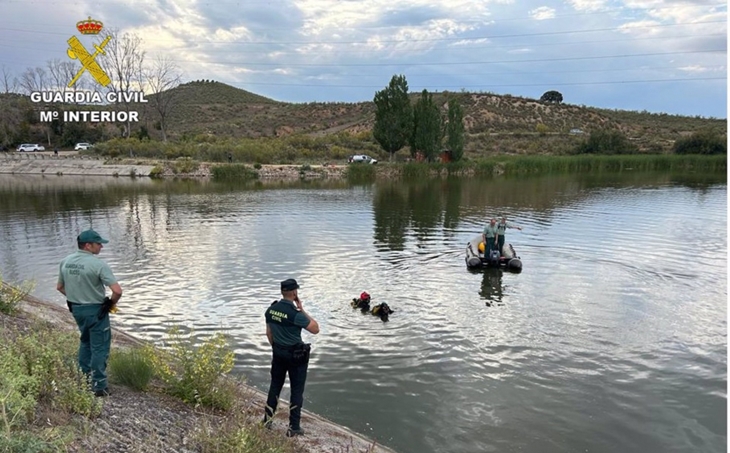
[488, 249, 500, 266]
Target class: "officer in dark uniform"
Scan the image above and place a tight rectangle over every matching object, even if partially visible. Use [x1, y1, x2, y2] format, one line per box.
[263, 278, 320, 437]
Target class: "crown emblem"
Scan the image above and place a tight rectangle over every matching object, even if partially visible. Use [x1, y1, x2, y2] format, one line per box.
[76, 16, 103, 35]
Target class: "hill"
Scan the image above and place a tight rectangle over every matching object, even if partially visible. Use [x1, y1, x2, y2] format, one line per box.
[139, 84, 726, 154]
[1, 81, 725, 155]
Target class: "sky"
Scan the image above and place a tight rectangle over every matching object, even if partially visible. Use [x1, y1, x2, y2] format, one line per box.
[0, 0, 727, 118]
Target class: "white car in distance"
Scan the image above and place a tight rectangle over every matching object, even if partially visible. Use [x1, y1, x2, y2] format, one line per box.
[74, 143, 93, 151]
[16, 144, 45, 152]
[348, 154, 378, 164]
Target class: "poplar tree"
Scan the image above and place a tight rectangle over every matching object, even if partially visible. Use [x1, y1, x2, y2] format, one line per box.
[373, 74, 412, 161]
[446, 98, 465, 161]
[410, 89, 442, 162]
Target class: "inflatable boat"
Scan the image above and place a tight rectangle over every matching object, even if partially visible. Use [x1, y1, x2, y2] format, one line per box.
[465, 235, 522, 272]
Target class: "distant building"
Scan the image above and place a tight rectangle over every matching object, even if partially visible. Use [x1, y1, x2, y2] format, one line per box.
[569, 128, 585, 135]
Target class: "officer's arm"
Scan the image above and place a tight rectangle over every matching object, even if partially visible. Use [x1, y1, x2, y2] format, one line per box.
[305, 318, 320, 335]
[109, 283, 122, 304]
[298, 310, 320, 334]
[56, 282, 66, 296]
[266, 324, 273, 345]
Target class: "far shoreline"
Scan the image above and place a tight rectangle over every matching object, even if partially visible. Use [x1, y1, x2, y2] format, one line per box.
[0, 151, 725, 181]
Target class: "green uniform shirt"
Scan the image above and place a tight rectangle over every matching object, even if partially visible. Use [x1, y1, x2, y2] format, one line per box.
[483, 224, 499, 238]
[58, 250, 117, 304]
[265, 299, 310, 346]
[497, 221, 516, 235]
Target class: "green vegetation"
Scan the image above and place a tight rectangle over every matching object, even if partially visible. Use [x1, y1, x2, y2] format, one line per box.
[109, 348, 154, 391]
[345, 163, 376, 180]
[0, 317, 102, 451]
[411, 89, 443, 161]
[477, 154, 725, 174]
[172, 80, 278, 105]
[540, 90, 564, 104]
[575, 130, 638, 154]
[0, 277, 33, 315]
[172, 156, 200, 174]
[93, 133, 380, 164]
[373, 74, 413, 160]
[144, 327, 236, 410]
[447, 98, 465, 162]
[673, 130, 727, 155]
[211, 163, 260, 182]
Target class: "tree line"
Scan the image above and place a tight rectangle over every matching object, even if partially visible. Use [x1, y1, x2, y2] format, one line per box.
[372, 75, 466, 162]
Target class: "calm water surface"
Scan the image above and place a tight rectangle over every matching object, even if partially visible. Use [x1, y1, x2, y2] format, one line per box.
[0, 172, 726, 453]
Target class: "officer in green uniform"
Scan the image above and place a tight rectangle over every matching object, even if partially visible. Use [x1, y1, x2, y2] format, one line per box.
[263, 278, 320, 437]
[497, 216, 522, 255]
[57, 229, 122, 397]
[482, 218, 500, 257]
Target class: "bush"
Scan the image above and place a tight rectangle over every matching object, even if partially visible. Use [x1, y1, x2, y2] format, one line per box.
[0, 348, 40, 429]
[674, 131, 727, 155]
[575, 130, 638, 154]
[143, 327, 235, 410]
[211, 164, 259, 182]
[0, 277, 34, 315]
[12, 323, 101, 417]
[109, 348, 154, 391]
[172, 157, 200, 174]
[149, 165, 164, 178]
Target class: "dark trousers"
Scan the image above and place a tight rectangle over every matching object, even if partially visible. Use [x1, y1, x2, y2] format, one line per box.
[71, 303, 111, 392]
[486, 237, 497, 256]
[498, 236, 505, 255]
[264, 345, 309, 430]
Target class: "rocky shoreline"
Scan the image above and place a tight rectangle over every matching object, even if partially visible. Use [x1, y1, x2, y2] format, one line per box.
[14, 290, 398, 453]
[0, 153, 351, 180]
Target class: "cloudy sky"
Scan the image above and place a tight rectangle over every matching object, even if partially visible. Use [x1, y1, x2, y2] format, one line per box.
[1, 0, 726, 117]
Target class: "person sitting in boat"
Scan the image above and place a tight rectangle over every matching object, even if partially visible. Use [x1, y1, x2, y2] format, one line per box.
[497, 216, 522, 255]
[482, 218, 499, 258]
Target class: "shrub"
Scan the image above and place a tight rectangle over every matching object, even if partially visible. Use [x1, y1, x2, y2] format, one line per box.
[345, 164, 375, 180]
[0, 277, 34, 315]
[0, 347, 40, 429]
[172, 157, 199, 174]
[149, 165, 164, 178]
[211, 164, 259, 182]
[12, 323, 101, 417]
[109, 348, 154, 391]
[575, 130, 638, 155]
[674, 131, 727, 155]
[143, 327, 235, 410]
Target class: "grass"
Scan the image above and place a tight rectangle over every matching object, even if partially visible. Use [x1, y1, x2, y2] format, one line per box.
[109, 348, 154, 391]
[211, 163, 260, 182]
[384, 154, 726, 177]
[345, 163, 376, 180]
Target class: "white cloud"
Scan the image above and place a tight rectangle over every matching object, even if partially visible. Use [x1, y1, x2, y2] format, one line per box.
[451, 38, 491, 46]
[678, 65, 726, 73]
[529, 6, 556, 20]
[565, 0, 607, 12]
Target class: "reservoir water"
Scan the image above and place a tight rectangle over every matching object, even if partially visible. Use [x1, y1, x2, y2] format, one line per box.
[0, 171, 725, 453]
